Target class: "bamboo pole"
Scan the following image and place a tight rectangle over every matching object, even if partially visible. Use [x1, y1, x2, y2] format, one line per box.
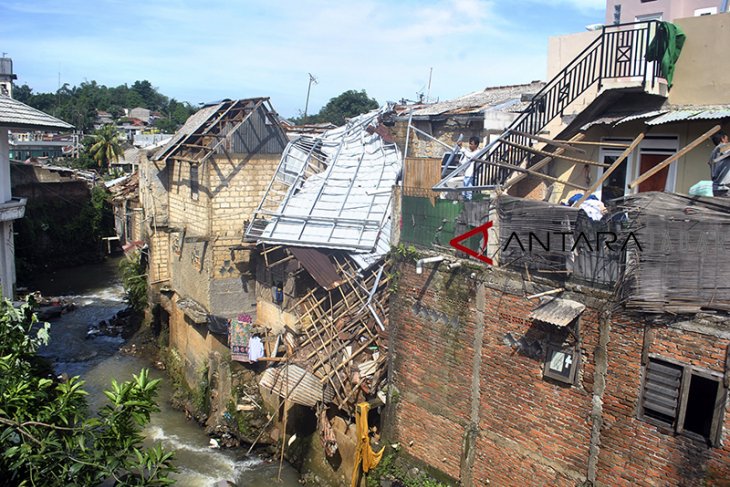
[479, 159, 589, 190]
[628, 125, 721, 189]
[575, 133, 645, 207]
[502, 133, 586, 189]
[502, 139, 609, 167]
[510, 130, 587, 154]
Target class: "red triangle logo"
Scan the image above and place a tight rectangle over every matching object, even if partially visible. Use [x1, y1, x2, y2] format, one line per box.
[449, 221, 493, 265]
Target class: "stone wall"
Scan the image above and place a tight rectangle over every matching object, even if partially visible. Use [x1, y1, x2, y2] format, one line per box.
[388, 262, 730, 486]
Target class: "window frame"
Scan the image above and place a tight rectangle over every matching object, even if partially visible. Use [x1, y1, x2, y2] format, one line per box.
[189, 163, 200, 201]
[639, 354, 727, 446]
[543, 343, 579, 385]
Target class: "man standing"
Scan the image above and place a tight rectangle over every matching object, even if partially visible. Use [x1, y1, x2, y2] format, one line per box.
[709, 131, 730, 196]
[460, 136, 480, 200]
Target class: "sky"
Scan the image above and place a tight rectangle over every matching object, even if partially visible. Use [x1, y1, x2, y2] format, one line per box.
[0, 0, 606, 119]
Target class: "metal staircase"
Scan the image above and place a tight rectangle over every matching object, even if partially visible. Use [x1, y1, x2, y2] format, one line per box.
[459, 21, 662, 189]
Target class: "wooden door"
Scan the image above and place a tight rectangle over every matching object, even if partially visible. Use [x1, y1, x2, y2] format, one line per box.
[638, 153, 670, 193]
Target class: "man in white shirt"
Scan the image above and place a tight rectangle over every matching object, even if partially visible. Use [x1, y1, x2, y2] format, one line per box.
[460, 136, 480, 200]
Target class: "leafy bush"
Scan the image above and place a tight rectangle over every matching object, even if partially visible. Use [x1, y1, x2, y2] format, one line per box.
[120, 252, 148, 312]
[0, 298, 175, 485]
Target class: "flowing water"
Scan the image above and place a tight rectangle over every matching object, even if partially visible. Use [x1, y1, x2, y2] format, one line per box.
[28, 257, 300, 486]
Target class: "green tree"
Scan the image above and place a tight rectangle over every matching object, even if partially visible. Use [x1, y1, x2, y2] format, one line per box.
[0, 299, 175, 485]
[87, 125, 123, 172]
[12, 84, 33, 104]
[306, 89, 379, 126]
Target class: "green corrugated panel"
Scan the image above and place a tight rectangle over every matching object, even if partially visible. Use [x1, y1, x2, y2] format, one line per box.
[400, 196, 464, 248]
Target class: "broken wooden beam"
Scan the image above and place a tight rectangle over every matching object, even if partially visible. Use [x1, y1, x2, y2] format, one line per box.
[575, 133, 645, 207]
[511, 130, 587, 154]
[628, 125, 721, 189]
[501, 139, 610, 167]
[502, 133, 586, 189]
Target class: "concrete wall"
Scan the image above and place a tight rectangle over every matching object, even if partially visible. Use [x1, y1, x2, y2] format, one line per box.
[669, 13, 730, 105]
[547, 13, 730, 107]
[389, 263, 730, 485]
[606, 0, 723, 24]
[548, 119, 726, 204]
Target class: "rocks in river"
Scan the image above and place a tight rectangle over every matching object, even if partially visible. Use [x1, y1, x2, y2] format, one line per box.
[86, 306, 141, 340]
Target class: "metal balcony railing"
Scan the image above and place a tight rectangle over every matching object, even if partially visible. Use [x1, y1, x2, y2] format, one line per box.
[473, 20, 661, 187]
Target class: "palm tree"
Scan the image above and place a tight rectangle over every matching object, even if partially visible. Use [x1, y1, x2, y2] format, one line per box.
[88, 124, 123, 173]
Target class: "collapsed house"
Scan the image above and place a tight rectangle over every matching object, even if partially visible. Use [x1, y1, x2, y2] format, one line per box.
[140, 97, 289, 385]
[244, 108, 399, 415]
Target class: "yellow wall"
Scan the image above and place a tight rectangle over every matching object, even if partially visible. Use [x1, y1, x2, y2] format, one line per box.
[550, 120, 727, 204]
[669, 13, 730, 105]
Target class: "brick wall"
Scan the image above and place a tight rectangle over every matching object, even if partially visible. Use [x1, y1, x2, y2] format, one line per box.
[210, 154, 280, 238]
[167, 293, 230, 389]
[168, 159, 209, 237]
[389, 263, 730, 486]
[149, 232, 170, 283]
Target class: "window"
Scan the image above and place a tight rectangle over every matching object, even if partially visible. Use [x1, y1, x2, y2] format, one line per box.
[640, 357, 726, 446]
[695, 7, 717, 16]
[543, 344, 579, 384]
[190, 164, 199, 201]
[635, 12, 663, 21]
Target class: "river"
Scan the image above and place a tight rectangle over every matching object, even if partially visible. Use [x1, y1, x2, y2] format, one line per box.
[29, 257, 300, 486]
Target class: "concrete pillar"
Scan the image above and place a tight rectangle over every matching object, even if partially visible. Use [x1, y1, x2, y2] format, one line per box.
[0, 129, 16, 299]
[0, 129, 9, 203]
[0, 221, 14, 299]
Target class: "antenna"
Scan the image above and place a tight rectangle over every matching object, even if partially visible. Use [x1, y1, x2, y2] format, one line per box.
[426, 67, 433, 103]
[303, 73, 318, 122]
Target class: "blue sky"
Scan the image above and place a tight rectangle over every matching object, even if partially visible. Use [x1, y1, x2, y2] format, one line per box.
[0, 0, 605, 118]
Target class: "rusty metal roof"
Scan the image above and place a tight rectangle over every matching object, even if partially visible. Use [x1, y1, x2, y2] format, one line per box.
[405, 81, 545, 118]
[259, 364, 335, 407]
[530, 298, 585, 327]
[290, 247, 344, 291]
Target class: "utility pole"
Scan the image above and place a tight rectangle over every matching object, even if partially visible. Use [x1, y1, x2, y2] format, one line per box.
[303, 73, 318, 122]
[426, 67, 433, 103]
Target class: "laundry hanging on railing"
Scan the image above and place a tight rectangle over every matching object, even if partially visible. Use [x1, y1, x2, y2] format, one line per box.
[646, 21, 686, 88]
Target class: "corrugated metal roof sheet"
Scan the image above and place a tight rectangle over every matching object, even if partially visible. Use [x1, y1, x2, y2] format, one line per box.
[0, 95, 73, 129]
[258, 109, 400, 266]
[290, 247, 344, 290]
[530, 298, 585, 327]
[645, 105, 730, 125]
[154, 103, 223, 160]
[259, 364, 335, 407]
[406, 82, 545, 117]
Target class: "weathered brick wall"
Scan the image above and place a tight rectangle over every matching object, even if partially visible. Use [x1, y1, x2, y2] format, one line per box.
[390, 264, 478, 480]
[168, 159, 208, 237]
[210, 154, 280, 238]
[169, 238, 211, 309]
[598, 319, 730, 486]
[149, 232, 170, 283]
[392, 119, 484, 160]
[389, 263, 730, 486]
[167, 293, 229, 389]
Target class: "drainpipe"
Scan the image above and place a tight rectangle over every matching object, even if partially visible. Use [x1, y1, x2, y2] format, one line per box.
[723, 0, 729, 13]
[415, 256, 444, 274]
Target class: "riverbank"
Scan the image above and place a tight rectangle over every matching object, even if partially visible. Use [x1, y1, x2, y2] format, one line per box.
[27, 257, 300, 486]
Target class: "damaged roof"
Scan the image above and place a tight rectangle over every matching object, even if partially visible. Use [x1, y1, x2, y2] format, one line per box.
[404, 81, 545, 119]
[0, 95, 74, 130]
[530, 298, 586, 327]
[248, 108, 400, 268]
[583, 104, 730, 130]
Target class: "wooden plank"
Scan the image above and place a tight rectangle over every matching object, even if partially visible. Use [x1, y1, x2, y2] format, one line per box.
[559, 140, 630, 148]
[503, 133, 586, 189]
[501, 139, 610, 167]
[511, 130, 586, 154]
[628, 125, 721, 189]
[479, 159, 589, 190]
[575, 133, 644, 206]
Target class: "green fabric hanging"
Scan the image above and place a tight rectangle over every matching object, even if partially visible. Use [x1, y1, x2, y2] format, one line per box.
[645, 21, 686, 88]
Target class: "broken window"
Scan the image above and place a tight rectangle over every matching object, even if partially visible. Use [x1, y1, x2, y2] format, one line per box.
[190, 164, 199, 201]
[640, 356, 726, 446]
[542, 344, 578, 384]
